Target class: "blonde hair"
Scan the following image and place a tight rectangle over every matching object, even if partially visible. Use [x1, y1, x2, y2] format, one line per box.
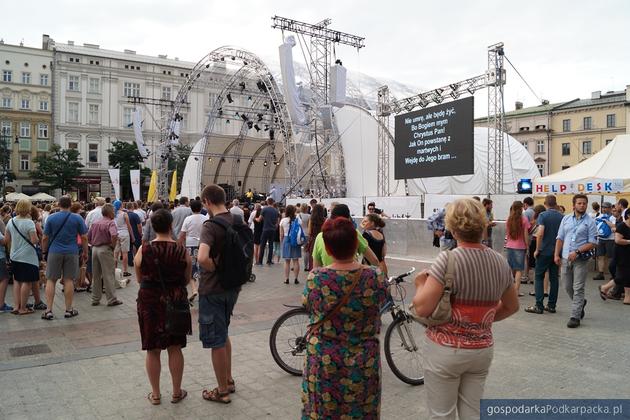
[15, 199, 32, 217]
[445, 198, 488, 243]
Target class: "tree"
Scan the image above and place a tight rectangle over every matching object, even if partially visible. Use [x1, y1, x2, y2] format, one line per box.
[31, 144, 84, 194]
[168, 143, 192, 190]
[108, 140, 146, 200]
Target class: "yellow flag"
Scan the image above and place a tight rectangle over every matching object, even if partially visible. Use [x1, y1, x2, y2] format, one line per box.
[147, 170, 158, 202]
[169, 169, 178, 202]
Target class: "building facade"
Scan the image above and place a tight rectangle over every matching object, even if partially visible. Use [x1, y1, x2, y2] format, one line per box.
[0, 40, 53, 195]
[550, 88, 628, 173]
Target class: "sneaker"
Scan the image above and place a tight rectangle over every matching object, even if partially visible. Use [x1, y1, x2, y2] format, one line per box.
[123, 272, 132, 277]
[592, 273, 605, 280]
[544, 306, 556, 313]
[294, 279, 300, 285]
[567, 318, 580, 328]
[580, 299, 587, 320]
[0, 303, 14, 313]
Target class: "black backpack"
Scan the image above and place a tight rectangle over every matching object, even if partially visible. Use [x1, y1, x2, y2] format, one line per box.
[208, 214, 254, 290]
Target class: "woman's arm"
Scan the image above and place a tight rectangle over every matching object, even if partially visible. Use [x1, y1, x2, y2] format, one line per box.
[494, 285, 519, 321]
[124, 213, 133, 236]
[133, 245, 143, 283]
[411, 272, 445, 318]
[615, 232, 630, 246]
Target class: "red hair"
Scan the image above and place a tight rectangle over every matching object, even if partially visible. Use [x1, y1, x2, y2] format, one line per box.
[322, 218, 358, 260]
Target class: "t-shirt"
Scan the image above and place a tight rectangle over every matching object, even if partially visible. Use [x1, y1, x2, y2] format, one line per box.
[615, 221, 630, 268]
[280, 217, 302, 238]
[171, 206, 193, 238]
[523, 207, 535, 223]
[536, 209, 564, 256]
[134, 208, 147, 224]
[312, 229, 369, 267]
[505, 216, 531, 250]
[7, 218, 38, 266]
[261, 206, 279, 231]
[198, 212, 233, 295]
[230, 205, 245, 223]
[426, 247, 513, 349]
[181, 213, 209, 247]
[299, 213, 310, 235]
[127, 211, 142, 242]
[44, 211, 87, 255]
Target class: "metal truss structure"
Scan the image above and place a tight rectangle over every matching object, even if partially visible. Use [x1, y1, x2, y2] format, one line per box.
[272, 16, 364, 198]
[376, 43, 506, 196]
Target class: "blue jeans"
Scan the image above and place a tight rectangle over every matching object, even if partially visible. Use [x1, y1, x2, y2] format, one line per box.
[258, 229, 275, 264]
[561, 259, 588, 319]
[534, 254, 559, 309]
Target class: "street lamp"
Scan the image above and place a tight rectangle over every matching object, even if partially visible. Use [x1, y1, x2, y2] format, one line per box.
[0, 133, 12, 202]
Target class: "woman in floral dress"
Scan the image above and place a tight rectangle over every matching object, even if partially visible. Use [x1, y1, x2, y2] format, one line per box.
[302, 217, 389, 419]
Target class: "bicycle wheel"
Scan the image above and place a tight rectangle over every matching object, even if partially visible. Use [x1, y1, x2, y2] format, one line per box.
[269, 307, 309, 376]
[384, 316, 425, 385]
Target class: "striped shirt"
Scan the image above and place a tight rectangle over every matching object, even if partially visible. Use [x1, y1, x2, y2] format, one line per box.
[427, 247, 513, 349]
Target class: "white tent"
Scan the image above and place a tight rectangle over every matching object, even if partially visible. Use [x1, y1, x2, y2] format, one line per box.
[5, 192, 32, 202]
[30, 192, 57, 202]
[535, 134, 629, 194]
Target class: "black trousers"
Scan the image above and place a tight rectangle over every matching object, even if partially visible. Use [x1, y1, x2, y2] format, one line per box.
[258, 229, 275, 264]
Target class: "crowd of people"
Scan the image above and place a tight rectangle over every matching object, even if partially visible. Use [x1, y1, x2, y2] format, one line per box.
[1, 187, 628, 419]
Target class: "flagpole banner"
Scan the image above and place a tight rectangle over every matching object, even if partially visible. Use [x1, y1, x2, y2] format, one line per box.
[169, 170, 178, 202]
[534, 179, 624, 194]
[130, 169, 141, 202]
[132, 109, 149, 158]
[147, 170, 158, 202]
[108, 169, 121, 200]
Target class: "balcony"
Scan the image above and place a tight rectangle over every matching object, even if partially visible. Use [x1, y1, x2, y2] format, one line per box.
[85, 162, 101, 169]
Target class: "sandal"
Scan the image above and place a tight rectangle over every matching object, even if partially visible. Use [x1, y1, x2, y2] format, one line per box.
[202, 388, 231, 404]
[228, 379, 236, 394]
[64, 308, 79, 318]
[41, 311, 54, 320]
[524, 305, 543, 314]
[599, 286, 607, 301]
[147, 392, 161, 405]
[171, 389, 188, 404]
[17, 308, 35, 315]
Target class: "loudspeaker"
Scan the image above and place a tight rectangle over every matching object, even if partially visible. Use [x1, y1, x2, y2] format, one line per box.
[329, 64, 346, 107]
[238, 181, 242, 187]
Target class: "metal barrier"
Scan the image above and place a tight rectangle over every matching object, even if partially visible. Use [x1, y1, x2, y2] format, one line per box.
[354, 218, 507, 261]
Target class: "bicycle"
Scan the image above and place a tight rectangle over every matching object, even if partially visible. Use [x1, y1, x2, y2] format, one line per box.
[268, 267, 424, 385]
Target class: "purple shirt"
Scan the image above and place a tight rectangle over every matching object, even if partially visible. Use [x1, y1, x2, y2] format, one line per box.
[88, 218, 118, 247]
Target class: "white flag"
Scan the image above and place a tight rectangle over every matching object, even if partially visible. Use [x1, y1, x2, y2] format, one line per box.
[130, 169, 141, 201]
[133, 109, 149, 158]
[108, 168, 121, 200]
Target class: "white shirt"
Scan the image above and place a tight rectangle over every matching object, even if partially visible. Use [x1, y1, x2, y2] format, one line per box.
[86, 206, 103, 229]
[134, 208, 147, 224]
[280, 217, 302, 237]
[180, 213, 209, 247]
[230, 205, 244, 223]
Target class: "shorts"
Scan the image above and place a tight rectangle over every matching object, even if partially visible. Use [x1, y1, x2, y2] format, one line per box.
[46, 253, 80, 280]
[198, 290, 239, 349]
[506, 248, 526, 271]
[596, 240, 615, 258]
[12, 261, 40, 283]
[0, 258, 8, 281]
[115, 235, 131, 253]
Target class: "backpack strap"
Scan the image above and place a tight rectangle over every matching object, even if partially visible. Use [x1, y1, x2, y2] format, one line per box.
[442, 250, 455, 294]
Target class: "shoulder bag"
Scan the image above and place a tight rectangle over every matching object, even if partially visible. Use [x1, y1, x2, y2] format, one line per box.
[147, 244, 192, 336]
[43, 212, 72, 261]
[307, 269, 362, 337]
[9, 218, 40, 260]
[410, 250, 455, 327]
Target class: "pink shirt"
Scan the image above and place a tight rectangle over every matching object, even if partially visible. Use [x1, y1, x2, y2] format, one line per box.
[505, 216, 530, 250]
[88, 218, 118, 247]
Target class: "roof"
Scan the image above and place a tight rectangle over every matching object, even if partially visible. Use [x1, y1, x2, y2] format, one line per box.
[474, 102, 559, 122]
[552, 90, 627, 111]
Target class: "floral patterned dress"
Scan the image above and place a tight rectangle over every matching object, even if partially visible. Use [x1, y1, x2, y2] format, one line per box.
[301, 266, 389, 419]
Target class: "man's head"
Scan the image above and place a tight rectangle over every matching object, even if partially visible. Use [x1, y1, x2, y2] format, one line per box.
[201, 184, 226, 215]
[151, 209, 173, 234]
[232, 199, 239, 207]
[179, 196, 189, 206]
[330, 203, 351, 220]
[543, 195, 557, 209]
[93, 197, 105, 207]
[266, 197, 275, 206]
[367, 202, 376, 213]
[617, 198, 628, 212]
[58, 196, 72, 210]
[572, 194, 588, 215]
[523, 197, 534, 209]
[592, 202, 600, 213]
[601, 202, 612, 215]
[190, 199, 202, 213]
[101, 204, 115, 219]
[482, 198, 493, 211]
[309, 198, 317, 207]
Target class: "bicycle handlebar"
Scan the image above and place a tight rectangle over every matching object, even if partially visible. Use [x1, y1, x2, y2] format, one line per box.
[387, 267, 416, 285]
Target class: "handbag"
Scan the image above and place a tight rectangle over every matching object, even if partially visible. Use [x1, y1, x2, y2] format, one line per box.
[147, 244, 192, 336]
[307, 270, 362, 337]
[410, 250, 455, 327]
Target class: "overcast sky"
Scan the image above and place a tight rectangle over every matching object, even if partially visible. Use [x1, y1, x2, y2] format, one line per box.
[4, 0, 629, 116]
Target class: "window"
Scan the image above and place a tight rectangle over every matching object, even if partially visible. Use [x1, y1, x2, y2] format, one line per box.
[582, 140, 592, 155]
[562, 119, 571, 132]
[22, 72, 31, 84]
[38, 123, 48, 138]
[1, 121, 10, 136]
[37, 139, 49, 152]
[123, 82, 140, 97]
[607, 114, 616, 128]
[583, 116, 592, 130]
[161, 86, 171, 100]
[520, 141, 528, 149]
[67, 142, 78, 150]
[536, 140, 545, 153]
[537, 163, 544, 176]
[68, 75, 80, 91]
[2, 70, 12, 82]
[20, 154, 29, 171]
[20, 122, 30, 138]
[88, 78, 100, 93]
[18, 138, 31, 151]
[67, 102, 79, 123]
[39, 100, 48, 111]
[88, 104, 99, 124]
[1, 97, 11, 108]
[20, 98, 30, 109]
[606, 139, 613, 146]
[562, 143, 570, 156]
[40, 74, 48, 86]
[123, 107, 133, 127]
[88, 143, 98, 163]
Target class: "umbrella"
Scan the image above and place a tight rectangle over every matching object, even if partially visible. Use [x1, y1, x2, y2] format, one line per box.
[5, 192, 32, 202]
[29, 192, 57, 202]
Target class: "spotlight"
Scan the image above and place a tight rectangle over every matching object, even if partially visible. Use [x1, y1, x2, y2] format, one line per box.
[231, 56, 235, 60]
[208, 157, 212, 162]
[257, 113, 263, 122]
[263, 160, 268, 166]
[239, 82, 246, 91]
[241, 114, 248, 121]
[263, 103, 270, 110]
[249, 159, 254, 165]
[218, 107, 223, 116]
[227, 93, 233, 103]
[254, 124, 260, 132]
[243, 61, 248, 66]
[221, 158, 226, 163]
[269, 129, 275, 140]
[226, 119, 230, 124]
[236, 112, 239, 116]
[247, 96, 252, 102]
[247, 121, 253, 129]
[194, 157, 199, 161]
[236, 158, 240, 163]
[205, 63, 210, 68]
[264, 125, 269, 131]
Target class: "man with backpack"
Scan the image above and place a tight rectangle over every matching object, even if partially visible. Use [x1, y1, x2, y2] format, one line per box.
[593, 202, 616, 280]
[197, 184, 253, 404]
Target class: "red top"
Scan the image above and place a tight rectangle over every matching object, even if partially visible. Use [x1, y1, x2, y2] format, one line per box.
[87, 218, 118, 247]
